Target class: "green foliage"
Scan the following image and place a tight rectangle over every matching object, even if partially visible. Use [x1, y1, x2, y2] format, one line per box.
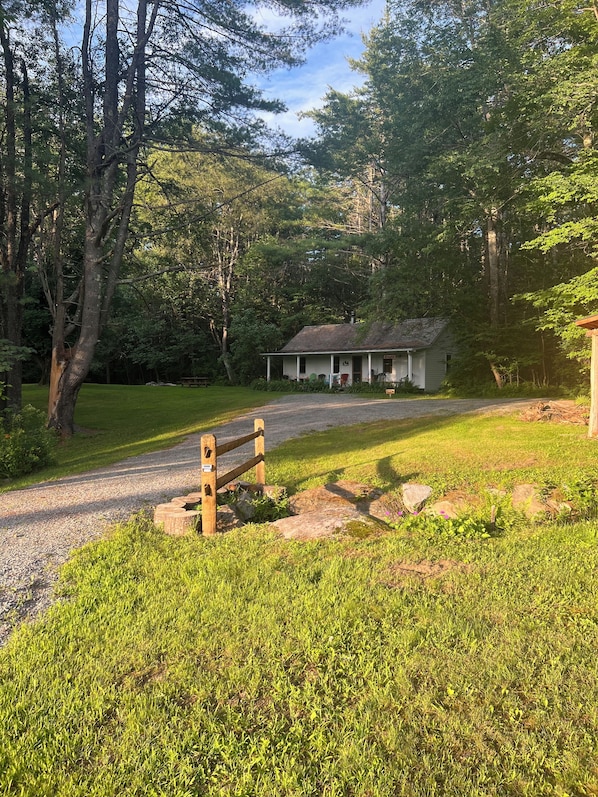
[4, 404, 598, 792]
[229, 312, 283, 384]
[250, 378, 331, 393]
[0, 341, 34, 374]
[309, 0, 598, 389]
[0, 404, 56, 479]
[440, 379, 568, 399]
[249, 493, 290, 523]
[519, 266, 598, 368]
[553, 475, 598, 521]
[250, 379, 424, 395]
[346, 379, 421, 394]
[267, 409, 598, 500]
[389, 511, 492, 540]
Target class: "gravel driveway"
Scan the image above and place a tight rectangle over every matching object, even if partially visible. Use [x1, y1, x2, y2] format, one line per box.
[0, 394, 534, 644]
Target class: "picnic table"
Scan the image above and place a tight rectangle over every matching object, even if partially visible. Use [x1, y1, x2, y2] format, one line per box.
[180, 376, 210, 387]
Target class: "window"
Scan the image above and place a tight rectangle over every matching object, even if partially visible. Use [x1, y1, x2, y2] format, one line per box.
[333, 355, 340, 373]
[299, 356, 306, 374]
[383, 357, 393, 373]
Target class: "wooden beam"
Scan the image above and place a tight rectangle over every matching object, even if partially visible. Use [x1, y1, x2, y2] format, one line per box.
[590, 332, 598, 438]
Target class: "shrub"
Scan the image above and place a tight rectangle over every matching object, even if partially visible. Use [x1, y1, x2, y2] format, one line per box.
[346, 379, 422, 394]
[250, 378, 330, 393]
[0, 404, 57, 479]
[250, 378, 299, 392]
[251, 378, 424, 394]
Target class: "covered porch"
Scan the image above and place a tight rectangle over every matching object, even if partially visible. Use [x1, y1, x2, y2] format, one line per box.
[264, 349, 420, 387]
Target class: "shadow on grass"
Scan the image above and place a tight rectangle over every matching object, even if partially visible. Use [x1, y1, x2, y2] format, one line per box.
[376, 455, 418, 488]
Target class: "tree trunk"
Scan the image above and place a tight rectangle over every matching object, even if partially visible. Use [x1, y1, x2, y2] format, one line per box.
[46, 0, 154, 434]
[0, 26, 34, 412]
[486, 207, 500, 328]
[47, 222, 108, 435]
[489, 361, 504, 389]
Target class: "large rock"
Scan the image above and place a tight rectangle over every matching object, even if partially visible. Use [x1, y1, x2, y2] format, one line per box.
[364, 493, 404, 524]
[402, 483, 433, 513]
[512, 484, 548, 519]
[272, 506, 380, 541]
[288, 480, 379, 515]
[426, 491, 477, 519]
[216, 505, 244, 533]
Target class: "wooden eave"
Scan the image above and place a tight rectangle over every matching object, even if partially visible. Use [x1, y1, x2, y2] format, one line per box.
[575, 314, 598, 332]
[262, 346, 418, 357]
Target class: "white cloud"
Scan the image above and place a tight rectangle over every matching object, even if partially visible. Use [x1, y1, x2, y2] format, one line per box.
[252, 0, 385, 137]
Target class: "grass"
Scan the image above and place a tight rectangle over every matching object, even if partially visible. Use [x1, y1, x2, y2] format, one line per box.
[2, 400, 598, 795]
[267, 411, 598, 499]
[2, 518, 598, 796]
[5, 384, 273, 490]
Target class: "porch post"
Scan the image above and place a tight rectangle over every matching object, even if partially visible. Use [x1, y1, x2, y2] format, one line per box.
[266, 356, 271, 382]
[367, 352, 372, 383]
[330, 354, 334, 387]
[407, 351, 413, 382]
[296, 355, 300, 381]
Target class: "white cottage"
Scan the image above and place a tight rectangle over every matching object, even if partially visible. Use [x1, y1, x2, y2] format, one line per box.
[264, 318, 455, 391]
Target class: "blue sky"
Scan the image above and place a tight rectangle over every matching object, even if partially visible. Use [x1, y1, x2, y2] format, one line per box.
[256, 0, 387, 138]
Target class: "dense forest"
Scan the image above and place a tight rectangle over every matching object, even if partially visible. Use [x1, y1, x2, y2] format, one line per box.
[1, 0, 598, 433]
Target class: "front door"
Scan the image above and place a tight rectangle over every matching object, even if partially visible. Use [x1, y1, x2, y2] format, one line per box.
[352, 355, 362, 384]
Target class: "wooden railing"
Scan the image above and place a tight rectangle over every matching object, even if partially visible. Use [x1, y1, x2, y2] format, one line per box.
[200, 419, 265, 536]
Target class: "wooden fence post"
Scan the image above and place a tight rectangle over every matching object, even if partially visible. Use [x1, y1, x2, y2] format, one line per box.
[255, 418, 265, 486]
[201, 433, 217, 536]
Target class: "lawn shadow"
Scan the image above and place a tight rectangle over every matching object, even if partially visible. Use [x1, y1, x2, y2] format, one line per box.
[376, 455, 419, 490]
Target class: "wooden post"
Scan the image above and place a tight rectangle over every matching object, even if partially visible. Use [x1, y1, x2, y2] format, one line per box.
[575, 315, 598, 439]
[590, 332, 598, 438]
[201, 433, 217, 535]
[254, 418, 265, 486]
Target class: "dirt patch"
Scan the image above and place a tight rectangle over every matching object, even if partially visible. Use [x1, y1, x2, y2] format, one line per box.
[382, 559, 466, 587]
[519, 400, 589, 425]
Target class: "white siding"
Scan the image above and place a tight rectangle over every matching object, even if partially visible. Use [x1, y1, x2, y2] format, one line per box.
[423, 337, 455, 391]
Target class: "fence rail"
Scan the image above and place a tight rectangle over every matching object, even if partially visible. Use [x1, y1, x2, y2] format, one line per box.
[200, 419, 265, 536]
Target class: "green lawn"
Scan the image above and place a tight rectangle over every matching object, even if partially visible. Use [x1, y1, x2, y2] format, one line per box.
[2, 402, 598, 795]
[5, 384, 273, 490]
[268, 410, 598, 499]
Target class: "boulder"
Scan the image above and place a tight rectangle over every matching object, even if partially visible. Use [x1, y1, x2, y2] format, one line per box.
[426, 491, 476, 519]
[512, 484, 548, 519]
[364, 493, 404, 524]
[233, 497, 257, 522]
[272, 506, 380, 541]
[216, 505, 244, 533]
[402, 483, 433, 513]
[262, 484, 287, 502]
[289, 480, 379, 514]
[426, 500, 461, 519]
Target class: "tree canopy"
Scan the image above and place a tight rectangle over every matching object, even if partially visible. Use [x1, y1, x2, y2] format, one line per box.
[4, 0, 598, 417]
